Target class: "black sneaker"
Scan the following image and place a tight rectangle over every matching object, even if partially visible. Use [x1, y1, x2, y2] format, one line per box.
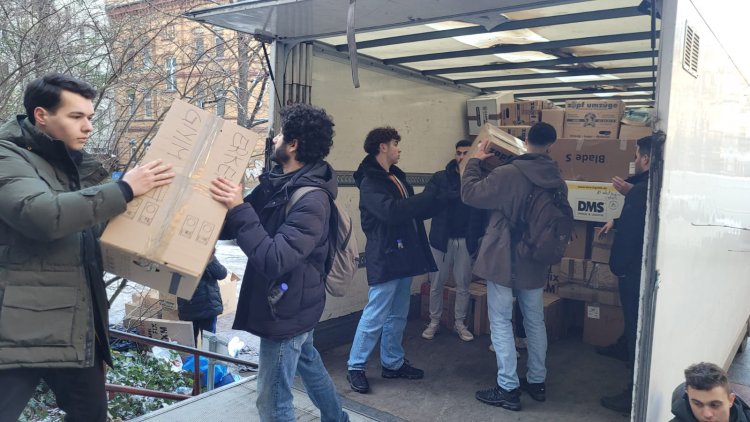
[600, 388, 633, 414]
[381, 359, 424, 379]
[347, 369, 370, 393]
[596, 342, 629, 362]
[475, 385, 522, 411]
[520, 378, 546, 402]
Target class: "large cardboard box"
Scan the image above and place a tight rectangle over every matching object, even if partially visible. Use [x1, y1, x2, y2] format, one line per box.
[583, 303, 624, 347]
[550, 138, 637, 182]
[566, 181, 625, 222]
[467, 92, 515, 135]
[591, 228, 615, 263]
[137, 317, 195, 348]
[460, 124, 527, 173]
[560, 258, 593, 283]
[541, 108, 565, 138]
[545, 264, 562, 294]
[565, 221, 589, 259]
[563, 100, 624, 139]
[500, 100, 554, 126]
[557, 282, 621, 307]
[619, 124, 652, 141]
[100, 100, 257, 299]
[544, 293, 565, 342]
[589, 262, 619, 291]
[497, 126, 531, 141]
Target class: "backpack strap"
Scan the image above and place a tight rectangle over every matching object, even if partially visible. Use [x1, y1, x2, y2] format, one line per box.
[285, 186, 322, 216]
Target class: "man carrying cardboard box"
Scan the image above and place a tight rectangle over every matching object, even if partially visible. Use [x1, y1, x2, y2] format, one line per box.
[210, 104, 348, 422]
[422, 140, 477, 342]
[599, 135, 653, 414]
[462, 122, 568, 411]
[0, 74, 175, 422]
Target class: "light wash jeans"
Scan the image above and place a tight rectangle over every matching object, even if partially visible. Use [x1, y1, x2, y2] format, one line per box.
[429, 239, 472, 324]
[347, 277, 412, 371]
[487, 282, 547, 391]
[257, 329, 349, 422]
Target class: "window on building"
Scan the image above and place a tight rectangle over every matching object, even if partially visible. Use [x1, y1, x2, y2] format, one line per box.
[195, 84, 205, 109]
[194, 30, 205, 58]
[144, 93, 153, 118]
[215, 32, 224, 59]
[143, 48, 152, 69]
[214, 87, 225, 116]
[127, 90, 136, 116]
[165, 57, 177, 91]
[163, 24, 175, 40]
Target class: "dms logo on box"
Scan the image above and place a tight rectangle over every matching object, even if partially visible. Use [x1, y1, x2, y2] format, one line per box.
[578, 201, 604, 213]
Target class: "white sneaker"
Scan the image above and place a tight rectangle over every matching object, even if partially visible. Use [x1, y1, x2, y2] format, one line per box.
[422, 321, 440, 339]
[454, 322, 474, 341]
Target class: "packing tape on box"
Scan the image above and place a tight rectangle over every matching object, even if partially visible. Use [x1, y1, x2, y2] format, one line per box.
[137, 113, 223, 294]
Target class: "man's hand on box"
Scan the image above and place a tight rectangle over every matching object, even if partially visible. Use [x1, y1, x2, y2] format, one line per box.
[612, 176, 633, 196]
[599, 220, 615, 238]
[122, 159, 175, 197]
[210, 177, 244, 210]
[472, 139, 493, 161]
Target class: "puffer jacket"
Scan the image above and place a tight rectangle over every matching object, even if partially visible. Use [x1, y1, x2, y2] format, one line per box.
[177, 256, 227, 321]
[461, 154, 567, 289]
[226, 161, 336, 340]
[354, 155, 437, 285]
[0, 116, 128, 369]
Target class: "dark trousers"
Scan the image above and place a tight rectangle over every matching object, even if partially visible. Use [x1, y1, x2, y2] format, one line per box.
[0, 358, 107, 422]
[191, 316, 218, 345]
[619, 272, 642, 368]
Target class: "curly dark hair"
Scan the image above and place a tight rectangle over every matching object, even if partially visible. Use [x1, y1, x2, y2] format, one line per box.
[364, 126, 401, 156]
[280, 103, 335, 164]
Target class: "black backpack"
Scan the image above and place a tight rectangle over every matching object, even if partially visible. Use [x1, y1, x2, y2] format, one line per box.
[509, 163, 574, 265]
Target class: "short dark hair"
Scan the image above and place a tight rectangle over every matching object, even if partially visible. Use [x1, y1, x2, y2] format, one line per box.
[684, 362, 731, 393]
[279, 103, 335, 164]
[24, 73, 97, 124]
[527, 122, 557, 146]
[637, 135, 653, 156]
[364, 126, 400, 156]
[455, 139, 472, 149]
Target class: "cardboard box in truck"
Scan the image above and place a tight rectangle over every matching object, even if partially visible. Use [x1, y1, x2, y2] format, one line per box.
[583, 303, 624, 347]
[619, 124, 652, 141]
[466, 92, 514, 135]
[550, 138, 637, 182]
[557, 282, 621, 307]
[497, 125, 531, 141]
[591, 228, 615, 263]
[566, 181, 625, 222]
[460, 123, 526, 173]
[541, 108, 565, 138]
[563, 99, 624, 139]
[100, 100, 257, 299]
[500, 100, 554, 126]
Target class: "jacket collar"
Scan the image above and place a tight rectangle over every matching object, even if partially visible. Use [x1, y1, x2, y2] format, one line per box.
[626, 170, 650, 185]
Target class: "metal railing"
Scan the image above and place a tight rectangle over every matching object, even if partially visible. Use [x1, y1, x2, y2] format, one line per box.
[107, 329, 258, 400]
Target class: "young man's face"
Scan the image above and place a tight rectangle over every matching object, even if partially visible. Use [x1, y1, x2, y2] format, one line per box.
[687, 386, 735, 422]
[455, 146, 470, 165]
[35, 90, 95, 151]
[634, 146, 650, 174]
[381, 139, 401, 166]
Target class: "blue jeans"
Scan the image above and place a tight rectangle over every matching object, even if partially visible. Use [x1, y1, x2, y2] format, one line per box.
[348, 277, 412, 371]
[487, 282, 547, 391]
[257, 329, 348, 422]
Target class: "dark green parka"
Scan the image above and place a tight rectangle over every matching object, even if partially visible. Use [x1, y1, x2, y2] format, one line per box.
[0, 116, 127, 369]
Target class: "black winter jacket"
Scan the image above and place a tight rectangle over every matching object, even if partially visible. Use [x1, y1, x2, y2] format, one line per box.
[610, 170, 649, 277]
[354, 155, 437, 285]
[178, 256, 227, 321]
[426, 160, 474, 252]
[225, 161, 336, 340]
